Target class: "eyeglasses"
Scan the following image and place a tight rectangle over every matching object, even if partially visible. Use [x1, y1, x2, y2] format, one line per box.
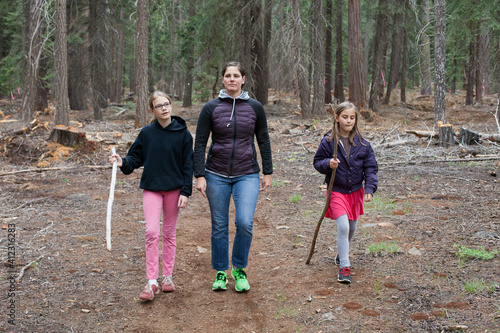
[154, 102, 171, 110]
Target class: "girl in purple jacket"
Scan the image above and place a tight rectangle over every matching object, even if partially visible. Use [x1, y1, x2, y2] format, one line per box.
[313, 102, 378, 284]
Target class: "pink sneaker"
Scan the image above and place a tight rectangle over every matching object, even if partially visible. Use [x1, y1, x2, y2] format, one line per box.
[161, 275, 175, 292]
[139, 283, 159, 301]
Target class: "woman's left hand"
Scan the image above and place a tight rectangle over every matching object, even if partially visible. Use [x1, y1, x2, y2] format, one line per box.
[260, 174, 272, 191]
[178, 195, 189, 208]
[364, 193, 373, 202]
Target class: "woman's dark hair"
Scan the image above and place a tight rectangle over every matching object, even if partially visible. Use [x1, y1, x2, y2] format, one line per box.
[221, 61, 246, 78]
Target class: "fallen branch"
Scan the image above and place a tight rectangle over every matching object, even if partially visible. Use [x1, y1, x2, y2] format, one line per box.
[16, 255, 44, 283]
[0, 165, 110, 176]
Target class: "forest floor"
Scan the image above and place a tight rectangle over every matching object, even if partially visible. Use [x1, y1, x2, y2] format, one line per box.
[0, 92, 499, 332]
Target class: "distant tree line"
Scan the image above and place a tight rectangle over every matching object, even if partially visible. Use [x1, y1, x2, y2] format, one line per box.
[0, 0, 499, 127]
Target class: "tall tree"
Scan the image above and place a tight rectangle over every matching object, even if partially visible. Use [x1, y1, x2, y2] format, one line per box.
[68, 4, 89, 110]
[54, 0, 69, 126]
[434, 0, 446, 125]
[368, 0, 389, 111]
[251, 0, 269, 105]
[334, 0, 345, 103]
[384, 6, 404, 105]
[324, 0, 333, 105]
[419, 0, 432, 95]
[310, 0, 324, 116]
[21, 0, 44, 123]
[182, 1, 195, 107]
[135, 0, 149, 127]
[291, 0, 310, 115]
[465, 24, 476, 105]
[90, 0, 108, 121]
[348, 0, 366, 110]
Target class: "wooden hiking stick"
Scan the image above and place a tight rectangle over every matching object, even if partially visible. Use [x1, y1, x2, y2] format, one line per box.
[106, 147, 117, 251]
[306, 105, 338, 264]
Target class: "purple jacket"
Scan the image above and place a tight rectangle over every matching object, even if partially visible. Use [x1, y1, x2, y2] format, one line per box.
[194, 90, 272, 178]
[313, 133, 378, 195]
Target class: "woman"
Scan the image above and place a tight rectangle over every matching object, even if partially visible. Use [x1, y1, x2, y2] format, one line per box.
[194, 62, 272, 292]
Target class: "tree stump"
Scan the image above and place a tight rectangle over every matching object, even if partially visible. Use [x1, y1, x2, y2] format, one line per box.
[438, 124, 455, 147]
[48, 125, 87, 147]
[459, 127, 480, 145]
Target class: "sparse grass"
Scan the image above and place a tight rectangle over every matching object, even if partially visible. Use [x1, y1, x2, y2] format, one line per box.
[274, 293, 298, 320]
[454, 244, 498, 264]
[464, 278, 486, 294]
[62, 178, 69, 183]
[116, 181, 126, 186]
[290, 194, 302, 203]
[374, 275, 381, 293]
[413, 175, 419, 181]
[272, 180, 284, 187]
[368, 241, 399, 254]
[365, 194, 397, 215]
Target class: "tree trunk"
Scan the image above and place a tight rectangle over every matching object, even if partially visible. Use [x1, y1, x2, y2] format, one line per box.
[68, 5, 89, 111]
[334, 0, 345, 103]
[347, 0, 366, 110]
[384, 9, 404, 105]
[434, 0, 446, 126]
[465, 37, 475, 105]
[400, 18, 408, 103]
[479, 27, 490, 95]
[450, 57, 456, 94]
[324, 0, 333, 105]
[420, 0, 432, 96]
[54, 0, 69, 126]
[475, 24, 482, 103]
[90, 0, 108, 121]
[310, 0, 324, 117]
[182, 2, 195, 107]
[135, 0, 149, 128]
[251, 0, 269, 105]
[291, 0, 310, 115]
[368, 0, 388, 111]
[21, 0, 44, 123]
[35, 55, 48, 112]
[115, 9, 124, 102]
[363, 4, 370, 90]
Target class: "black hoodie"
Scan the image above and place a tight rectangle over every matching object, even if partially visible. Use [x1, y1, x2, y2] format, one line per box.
[120, 116, 193, 197]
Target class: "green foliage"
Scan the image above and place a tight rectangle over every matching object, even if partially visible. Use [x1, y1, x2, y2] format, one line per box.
[453, 244, 498, 262]
[368, 242, 399, 254]
[464, 278, 486, 294]
[290, 194, 302, 204]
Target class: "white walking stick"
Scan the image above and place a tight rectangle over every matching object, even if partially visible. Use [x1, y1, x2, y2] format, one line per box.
[106, 147, 117, 251]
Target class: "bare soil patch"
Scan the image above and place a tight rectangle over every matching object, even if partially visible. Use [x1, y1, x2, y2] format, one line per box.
[1, 94, 499, 332]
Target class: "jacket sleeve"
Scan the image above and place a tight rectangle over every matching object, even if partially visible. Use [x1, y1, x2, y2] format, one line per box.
[363, 143, 378, 195]
[313, 137, 334, 175]
[180, 131, 194, 197]
[254, 103, 273, 175]
[120, 131, 145, 175]
[193, 106, 212, 178]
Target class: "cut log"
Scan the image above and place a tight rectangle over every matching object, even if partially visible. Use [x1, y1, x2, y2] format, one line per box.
[459, 127, 480, 145]
[405, 130, 438, 138]
[48, 125, 87, 147]
[438, 124, 455, 147]
[480, 133, 500, 143]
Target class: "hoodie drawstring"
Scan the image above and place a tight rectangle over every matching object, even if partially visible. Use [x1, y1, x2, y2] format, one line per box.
[227, 98, 235, 127]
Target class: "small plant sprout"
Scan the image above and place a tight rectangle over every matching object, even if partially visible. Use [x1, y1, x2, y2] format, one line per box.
[368, 242, 399, 254]
[453, 244, 498, 264]
[464, 278, 486, 294]
[290, 194, 302, 203]
[413, 175, 419, 181]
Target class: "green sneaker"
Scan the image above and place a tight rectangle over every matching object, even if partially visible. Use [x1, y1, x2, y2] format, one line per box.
[212, 271, 227, 291]
[231, 267, 250, 292]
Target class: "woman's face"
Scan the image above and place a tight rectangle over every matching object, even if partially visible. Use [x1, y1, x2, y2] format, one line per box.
[222, 66, 245, 97]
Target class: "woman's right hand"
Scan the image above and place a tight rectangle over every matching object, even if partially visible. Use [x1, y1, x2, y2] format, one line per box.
[109, 154, 123, 167]
[196, 177, 207, 198]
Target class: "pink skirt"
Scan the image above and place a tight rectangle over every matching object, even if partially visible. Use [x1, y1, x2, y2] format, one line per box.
[325, 188, 365, 221]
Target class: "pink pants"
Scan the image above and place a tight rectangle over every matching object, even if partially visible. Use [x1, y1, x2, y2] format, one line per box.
[143, 189, 180, 280]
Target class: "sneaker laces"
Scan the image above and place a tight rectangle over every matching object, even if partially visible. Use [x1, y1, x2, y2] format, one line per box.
[215, 272, 226, 281]
[233, 268, 247, 280]
[340, 267, 351, 275]
[163, 276, 173, 285]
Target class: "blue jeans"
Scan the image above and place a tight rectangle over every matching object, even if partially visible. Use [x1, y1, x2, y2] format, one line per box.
[205, 172, 260, 271]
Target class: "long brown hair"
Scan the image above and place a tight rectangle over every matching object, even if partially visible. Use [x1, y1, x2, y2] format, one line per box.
[148, 90, 172, 110]
[327, 102, 365, 146]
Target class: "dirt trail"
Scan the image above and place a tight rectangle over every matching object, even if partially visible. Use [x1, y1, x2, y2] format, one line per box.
[0, 98, 499, 332]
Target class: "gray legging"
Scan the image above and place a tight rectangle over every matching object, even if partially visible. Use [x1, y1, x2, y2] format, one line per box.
[336, 214, 357, 268]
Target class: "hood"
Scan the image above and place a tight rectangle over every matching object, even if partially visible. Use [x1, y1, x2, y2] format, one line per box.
[218, 89, 250, 101]
[155, 116, 187, 131]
